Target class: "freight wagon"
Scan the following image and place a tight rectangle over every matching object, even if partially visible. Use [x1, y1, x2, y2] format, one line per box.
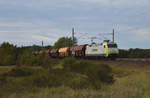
[58, 47, 70, 57]
[50, 49, 59, 58]
[70, 45, 86, 57]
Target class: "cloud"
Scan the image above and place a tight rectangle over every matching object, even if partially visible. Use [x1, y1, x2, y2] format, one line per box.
[80, 0, 149, 7]
[0, 0, 150, 48]
[0, 21, 68, 46]
[0, 0, 74, 10]
[132, 28, 150, 42]
[116, 24, 150, 42]
[32, 35, 56, 43]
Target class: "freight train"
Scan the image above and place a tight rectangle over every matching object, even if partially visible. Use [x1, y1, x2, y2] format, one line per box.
[33, 40, 119, 59]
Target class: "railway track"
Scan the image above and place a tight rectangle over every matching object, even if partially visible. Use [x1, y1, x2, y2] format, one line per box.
[84, 58, 150, 67]
[116, 58, 150, 61]
[77, 57, 150, 62]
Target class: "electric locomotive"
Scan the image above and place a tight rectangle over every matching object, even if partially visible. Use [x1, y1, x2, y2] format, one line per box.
[85, 40, 119, 59]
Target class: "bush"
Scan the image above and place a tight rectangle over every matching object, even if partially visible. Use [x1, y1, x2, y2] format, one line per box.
[61, 58, 114, 89]
[5, 67, 35, 77]
[65, 73, 91, 89]
[18, 49, 57, 69]
[74, 62, 114, 89]
[27, 69, 66, 88]
[61, 58, 114, 84]
[62, 57, 76, 71]
[0, 68, 51, 94]
[29, 69, 51, 87]
[18, 50, 42, 66]
[0, 57, 115, 94]
[0, 75, 9, 86]
[0, 42, 17, 66]
[41, 55, 58, 69]
[86, 64, 114, 84]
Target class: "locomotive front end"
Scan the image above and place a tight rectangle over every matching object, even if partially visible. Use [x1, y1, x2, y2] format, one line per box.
[105, 42, 119, 58]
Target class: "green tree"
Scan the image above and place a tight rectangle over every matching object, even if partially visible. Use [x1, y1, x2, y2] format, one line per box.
[0, 42, 17, 65]
[53, 37, 77, 48]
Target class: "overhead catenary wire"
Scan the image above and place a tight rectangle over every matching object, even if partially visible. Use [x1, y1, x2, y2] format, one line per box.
[66, 31, 72, 38]
[66, 28, 118, 45]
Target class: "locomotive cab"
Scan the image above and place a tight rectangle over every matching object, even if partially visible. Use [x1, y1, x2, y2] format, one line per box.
[103, 42, 119, 58]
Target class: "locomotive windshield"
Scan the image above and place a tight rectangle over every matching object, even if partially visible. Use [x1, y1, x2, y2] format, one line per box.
[108, 44, 117, 48]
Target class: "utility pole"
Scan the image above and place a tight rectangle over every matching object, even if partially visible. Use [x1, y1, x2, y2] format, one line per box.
[42, 40, 43, 47]
[72, 28, 75, 46]
[112, 29, 115, 42]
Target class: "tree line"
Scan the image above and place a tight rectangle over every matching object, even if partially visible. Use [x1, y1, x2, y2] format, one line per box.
[0, 42, 46, 66]
[0, 37, 150, 66]
[119, 48, 150, 58]
[0, 37, 75, 66]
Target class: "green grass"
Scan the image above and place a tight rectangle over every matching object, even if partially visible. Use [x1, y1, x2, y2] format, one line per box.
[7, 72, 150, 98]
[7, 68, 150, 98]
[0, 60, 150, 98]
[100, 71, 150, 98]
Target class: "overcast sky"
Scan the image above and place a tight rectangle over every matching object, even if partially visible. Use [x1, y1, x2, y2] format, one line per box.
[0, 0, 150, 48]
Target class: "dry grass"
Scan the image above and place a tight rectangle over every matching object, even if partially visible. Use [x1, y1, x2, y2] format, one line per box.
[0, 66, 15, 75]
[7, 72, 150, 98]
[1, 60, 150, 98]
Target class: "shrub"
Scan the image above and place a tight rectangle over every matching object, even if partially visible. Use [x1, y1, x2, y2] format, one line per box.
[61, 58, 114, 89]
[0, 57, 115, 94]
[5, 67, 35, 77]
[28, 69, 66, 88]
[0, 42, 17, 66]
[62, 59, 114, 84]
[0, 75, 8, 86]
[97, 64, 114, 83]
[65, 73, 91, 89]
[18, 50, 56, 68]
[70, 61, 91, 73]
[87, 64, 114, 84]
[18, 50, 42, 66]
[29, 69, 51, 87]
[62, 57, 76, 71]
[41, 55, 58, 70]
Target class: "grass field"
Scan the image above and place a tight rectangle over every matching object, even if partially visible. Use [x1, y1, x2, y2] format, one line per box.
[0, 60, 150, 98]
